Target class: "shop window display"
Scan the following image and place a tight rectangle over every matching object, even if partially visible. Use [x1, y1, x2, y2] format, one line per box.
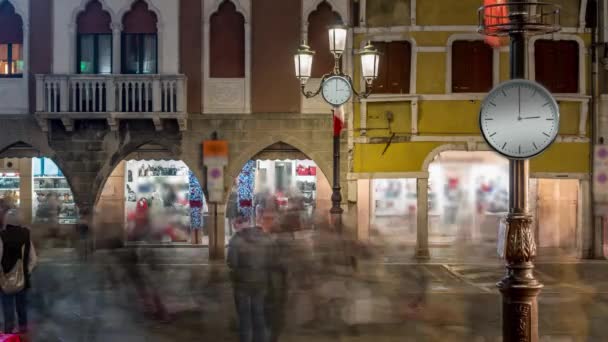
[32, 158, 78, 224]
[125, 160, 206, 243]
[371, 179, 417, 244]
[428, 152, 509, 244]
[0, 172, 20, 208]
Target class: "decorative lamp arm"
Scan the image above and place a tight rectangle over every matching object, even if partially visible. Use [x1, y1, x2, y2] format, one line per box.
[345, 75, 374, 100]
[300, 74, 330, 99]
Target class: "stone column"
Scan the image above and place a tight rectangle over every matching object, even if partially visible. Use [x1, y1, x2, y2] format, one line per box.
[112, 24, 122, 74]
[208, 202, 226, 260]
[416, 177, 430, 259]
[356, 179, 370, 242]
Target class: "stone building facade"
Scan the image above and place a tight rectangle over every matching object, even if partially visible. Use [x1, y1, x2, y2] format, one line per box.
[0, 0, 351, 258]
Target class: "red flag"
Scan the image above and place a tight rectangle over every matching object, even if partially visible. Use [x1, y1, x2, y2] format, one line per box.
[333, 106, 344, 137]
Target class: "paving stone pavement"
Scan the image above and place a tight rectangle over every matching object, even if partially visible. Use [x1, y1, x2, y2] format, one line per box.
[14, 247, 608, 341]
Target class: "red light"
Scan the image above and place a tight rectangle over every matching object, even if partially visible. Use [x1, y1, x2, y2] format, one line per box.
[484, 0, 508, 47]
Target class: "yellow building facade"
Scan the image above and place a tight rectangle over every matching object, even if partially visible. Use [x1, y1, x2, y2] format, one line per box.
[348, 0, 592, 258]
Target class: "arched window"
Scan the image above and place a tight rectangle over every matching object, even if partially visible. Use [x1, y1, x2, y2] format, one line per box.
[122, 0, 158, 74]
[307, 1, 341, 78]
[210, 1, 245, 78]
[77, 0, 112, 74]
[0, 1, 23, 77]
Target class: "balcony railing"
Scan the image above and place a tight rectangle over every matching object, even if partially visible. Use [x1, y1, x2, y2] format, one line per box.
[35, 74, 187, 131]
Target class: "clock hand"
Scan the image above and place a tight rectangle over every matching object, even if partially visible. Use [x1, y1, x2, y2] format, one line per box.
[518, 87, 521, 120]
[521, 116, 540, 119]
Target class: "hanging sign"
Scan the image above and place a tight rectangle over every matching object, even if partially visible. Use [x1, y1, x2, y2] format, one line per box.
[203, 140, 229, 202]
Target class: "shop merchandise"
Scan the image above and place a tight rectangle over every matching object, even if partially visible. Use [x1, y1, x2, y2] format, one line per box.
[125, 160, 206, 243]
[0, 178, 19, 189]
[296, 164, 316, 176]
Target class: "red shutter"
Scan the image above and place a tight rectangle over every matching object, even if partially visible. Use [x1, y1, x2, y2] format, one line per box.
[452, 40, 492, 93]
[372, 42, 388, 93]
[386, 41, 411, 94]
[535, 40, 578, 93]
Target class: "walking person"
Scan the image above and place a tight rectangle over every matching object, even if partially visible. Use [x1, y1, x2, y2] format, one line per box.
[0, 200, 37, 335]
[227, 213, 273, 342]
[76, 208, 92, 261]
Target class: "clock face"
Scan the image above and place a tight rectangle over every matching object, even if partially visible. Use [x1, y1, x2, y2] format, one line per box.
[480, 79, 560, 159]
[321, 76, 352, 107]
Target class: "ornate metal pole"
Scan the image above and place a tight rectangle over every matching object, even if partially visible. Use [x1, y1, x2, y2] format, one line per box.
[330, 112, 344, 228]
[498, 2, 542, 341]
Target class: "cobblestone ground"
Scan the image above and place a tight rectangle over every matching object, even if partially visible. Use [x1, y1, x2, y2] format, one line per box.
[16, 243, 608, 342]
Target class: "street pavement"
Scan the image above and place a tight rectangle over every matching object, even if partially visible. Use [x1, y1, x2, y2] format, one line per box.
[17, 244, 608, 342]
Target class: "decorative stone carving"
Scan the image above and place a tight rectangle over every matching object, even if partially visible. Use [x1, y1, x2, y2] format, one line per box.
[205, 79, 246, 113]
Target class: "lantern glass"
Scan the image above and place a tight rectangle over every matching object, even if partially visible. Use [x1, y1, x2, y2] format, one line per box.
[328, 26, 347, 57]
[360, 43, 380, 84]
[294, 44, 314, 84]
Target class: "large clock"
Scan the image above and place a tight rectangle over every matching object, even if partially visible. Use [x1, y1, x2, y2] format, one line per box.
[479, 79, 560, 159]
[321, 75, 352, 107]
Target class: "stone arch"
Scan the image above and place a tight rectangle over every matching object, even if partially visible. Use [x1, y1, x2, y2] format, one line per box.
[0, 0, 25, 24]
[421, 143, 497, 172]
[303, 0, 348, 29]
[204, 0, 250, 24]
[94, 138, 183, 205]
[227, 136, 332, 191]
[118, 0, 162, 31]
[75, 0, 113, 34]
[71, 0, 115, 30]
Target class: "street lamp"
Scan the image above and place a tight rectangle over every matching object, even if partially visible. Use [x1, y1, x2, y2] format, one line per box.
[294, 24, 380, 222]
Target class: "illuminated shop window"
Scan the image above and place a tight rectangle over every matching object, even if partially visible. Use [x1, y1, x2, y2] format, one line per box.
[0, 1, 24, 78]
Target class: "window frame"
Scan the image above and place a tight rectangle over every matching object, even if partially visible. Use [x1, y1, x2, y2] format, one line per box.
[76, 33, 113, 75]
[533, 39, 580, 94]
[0, 42, 23, 78]
[121, 33, 158, 74]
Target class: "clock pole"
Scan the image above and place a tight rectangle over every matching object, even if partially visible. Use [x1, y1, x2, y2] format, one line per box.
[499, 1, 543, 341]
[330, 107, 344, 229]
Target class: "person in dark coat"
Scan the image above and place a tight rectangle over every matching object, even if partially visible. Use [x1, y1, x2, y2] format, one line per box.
[0, 200, 37, 334]
[227, 213, 273, 342]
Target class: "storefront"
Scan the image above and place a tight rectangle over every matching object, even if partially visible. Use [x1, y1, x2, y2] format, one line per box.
[0, 157, 78, 228]
[357, 150, 583, 256]
[97, 159, 207, 245]
[369, 178, 417, 246]
[226, 159, 331, 236]
[428, 151, 509, 245]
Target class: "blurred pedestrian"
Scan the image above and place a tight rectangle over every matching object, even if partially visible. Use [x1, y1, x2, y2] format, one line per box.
[76, 207, 92, 261]
[0, 200, 37, 334]
[227, 214, 273, 342]
[266, 215, 296, 342]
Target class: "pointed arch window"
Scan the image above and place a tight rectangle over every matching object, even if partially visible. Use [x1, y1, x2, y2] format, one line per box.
[0, 1, 23, 77]
[307, 1, 342, 78]
[77, 0, 112, 74]
[210, 1, 245, 78]
[122, 0, 158, 74]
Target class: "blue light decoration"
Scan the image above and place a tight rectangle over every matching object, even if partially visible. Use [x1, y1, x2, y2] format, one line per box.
[237, 160, 255, 217]
[188, 170, 204, 230]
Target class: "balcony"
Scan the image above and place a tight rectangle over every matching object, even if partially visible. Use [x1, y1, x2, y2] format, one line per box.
[34, 74, 187, 132]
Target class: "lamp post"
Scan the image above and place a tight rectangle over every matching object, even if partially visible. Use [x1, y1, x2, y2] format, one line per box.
[294, 25, 380, 224]
[478, 1, 560, 341]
